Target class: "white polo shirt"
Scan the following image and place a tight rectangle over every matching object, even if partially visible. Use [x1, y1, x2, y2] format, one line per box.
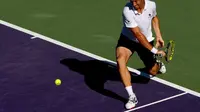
[121, 0, 157, 43]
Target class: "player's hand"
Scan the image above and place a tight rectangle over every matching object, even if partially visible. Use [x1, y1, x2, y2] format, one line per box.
[156, 50, 166, 57]
[155, 37, 164, 48]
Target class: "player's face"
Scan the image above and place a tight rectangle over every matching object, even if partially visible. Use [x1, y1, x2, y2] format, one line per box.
[131, 0, 143, 10]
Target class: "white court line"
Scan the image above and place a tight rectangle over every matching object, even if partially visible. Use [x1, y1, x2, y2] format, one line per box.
[1, 20, 200, 100]
[31, 36, 37, 39]
[125, 92, 187, 112]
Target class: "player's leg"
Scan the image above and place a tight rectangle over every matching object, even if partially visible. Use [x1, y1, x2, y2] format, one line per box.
[116, 34, 138, 109]
[116, 46, 132, 87]
[116, 47, 138, 109]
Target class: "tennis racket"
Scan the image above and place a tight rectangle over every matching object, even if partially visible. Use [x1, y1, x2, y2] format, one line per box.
[155, 40, 175, 62]
[165, 40, 175, 62]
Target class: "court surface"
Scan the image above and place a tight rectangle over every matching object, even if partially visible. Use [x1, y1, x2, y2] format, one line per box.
[0, 21, 200, 112]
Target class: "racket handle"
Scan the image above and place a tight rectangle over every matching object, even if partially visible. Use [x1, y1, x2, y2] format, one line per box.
[155, 54, 163, 57]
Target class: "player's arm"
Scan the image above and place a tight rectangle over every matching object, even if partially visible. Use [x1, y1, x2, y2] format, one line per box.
[129, 27, 154, 52]
[152, 16, 162, 39]
[129, 27, 165, 56]
[152, 2, 164, 48]
[152, 16, 164, 47]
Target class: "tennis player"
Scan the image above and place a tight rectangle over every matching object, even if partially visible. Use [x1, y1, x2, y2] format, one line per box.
[116, 0, 166, 109]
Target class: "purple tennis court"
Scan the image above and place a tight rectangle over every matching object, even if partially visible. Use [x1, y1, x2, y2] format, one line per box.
[0, 23, 200, 112]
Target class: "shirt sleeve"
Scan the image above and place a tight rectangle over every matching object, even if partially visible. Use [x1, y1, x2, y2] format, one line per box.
[152, 2, 157, 17]
[123, 7, 138, 28]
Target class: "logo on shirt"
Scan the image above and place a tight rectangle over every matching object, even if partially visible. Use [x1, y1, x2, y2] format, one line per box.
[149, 14, 152, 17]
[125, 19, 130, 23]
[148, 13, 152, 18]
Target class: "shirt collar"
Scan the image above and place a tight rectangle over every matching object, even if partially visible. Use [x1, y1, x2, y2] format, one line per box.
[133, 0, 147, 15]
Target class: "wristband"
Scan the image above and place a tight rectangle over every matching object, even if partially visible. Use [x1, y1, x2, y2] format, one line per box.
[151, 47, 158, 54]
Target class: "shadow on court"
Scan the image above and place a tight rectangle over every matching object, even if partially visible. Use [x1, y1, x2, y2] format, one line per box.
[60, 58, 150, 103]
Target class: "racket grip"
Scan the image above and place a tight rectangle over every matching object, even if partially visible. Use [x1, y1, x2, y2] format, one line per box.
[155, 54, 163, 57]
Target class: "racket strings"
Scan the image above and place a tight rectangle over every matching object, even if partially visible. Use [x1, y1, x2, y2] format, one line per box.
[166, 41, 175, 61]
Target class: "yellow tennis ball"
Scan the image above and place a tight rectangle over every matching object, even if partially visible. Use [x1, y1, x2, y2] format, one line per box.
[55, 79, 61, 86]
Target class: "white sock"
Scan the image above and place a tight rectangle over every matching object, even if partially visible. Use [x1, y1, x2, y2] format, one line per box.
[125, 86, 134, 96]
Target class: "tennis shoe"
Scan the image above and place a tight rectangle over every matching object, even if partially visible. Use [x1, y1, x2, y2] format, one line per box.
[125, 94, 138, 110]
[157, 60, 166, 74]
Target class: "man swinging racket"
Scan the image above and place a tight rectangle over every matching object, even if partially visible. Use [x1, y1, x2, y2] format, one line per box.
[115, 0, 175, 110]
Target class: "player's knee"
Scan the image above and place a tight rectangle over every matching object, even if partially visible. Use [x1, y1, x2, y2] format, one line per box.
[116, 55, 127, 64]
[149, 70, 158, 76]
[148, 63, 160, 75]
[148, 67, 159, 76]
